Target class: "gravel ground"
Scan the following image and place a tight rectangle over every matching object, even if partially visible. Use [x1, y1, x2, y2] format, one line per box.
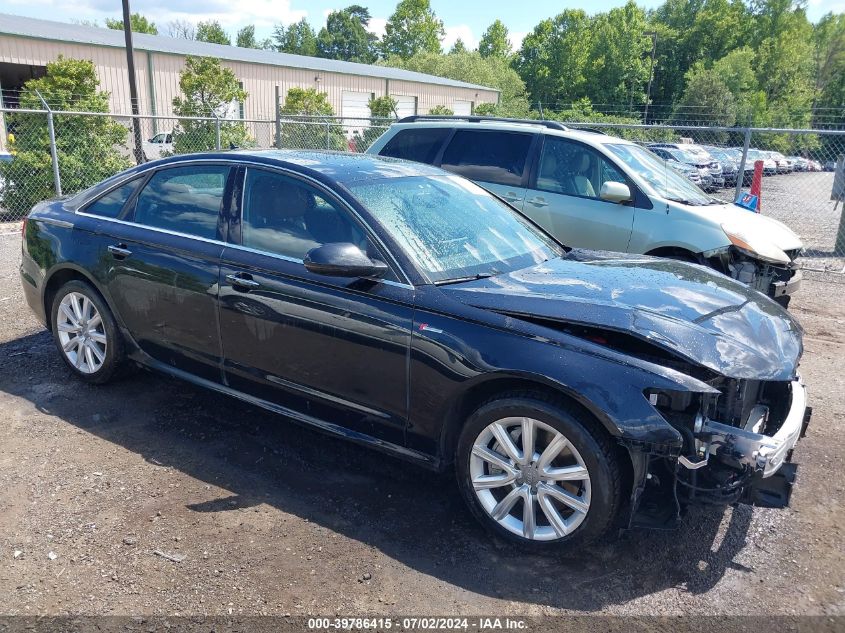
[0, 224, 843, 618]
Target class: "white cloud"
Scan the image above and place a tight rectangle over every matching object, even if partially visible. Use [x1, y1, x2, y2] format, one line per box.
[508, 31, 527, 51]
[442, 24, 477, 51]
[366, 17, 387, 39]
[7, 0, 308, 32]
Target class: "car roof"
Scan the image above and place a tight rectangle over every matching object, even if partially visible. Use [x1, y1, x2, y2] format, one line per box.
[386, 119, 634, 146]
[144, 149, 446, 185]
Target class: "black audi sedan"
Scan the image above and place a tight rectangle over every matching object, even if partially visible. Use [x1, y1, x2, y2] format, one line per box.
[20, 150, 809, 549]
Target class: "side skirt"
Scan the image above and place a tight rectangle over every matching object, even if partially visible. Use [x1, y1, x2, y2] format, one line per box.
[129, 350, 439, 471]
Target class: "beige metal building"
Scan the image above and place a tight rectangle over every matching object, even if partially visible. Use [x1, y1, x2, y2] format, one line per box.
[0, 13, 499, 122]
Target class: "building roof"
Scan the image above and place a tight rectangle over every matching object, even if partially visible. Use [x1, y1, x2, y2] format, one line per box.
[0, 13, 498, 93]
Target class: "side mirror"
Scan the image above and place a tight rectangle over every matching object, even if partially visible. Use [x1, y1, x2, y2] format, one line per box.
[304, 243, 389, 278]
[600, 181, 632, 204]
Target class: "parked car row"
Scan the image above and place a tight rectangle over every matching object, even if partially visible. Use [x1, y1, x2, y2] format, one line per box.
[646, 144, 826, 191]
[19, 115, 813, 551]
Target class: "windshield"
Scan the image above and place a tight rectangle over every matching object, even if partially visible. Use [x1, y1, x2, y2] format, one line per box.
[606, 143, 714, 206]
[707, 148, 732, 163]
[667, 148, 702, 164]
[349, 175, 562, 283]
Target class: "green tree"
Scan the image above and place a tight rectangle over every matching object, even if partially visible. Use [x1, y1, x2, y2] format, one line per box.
[586, 1, 652, 108]
[278, 87, 345, 150]
[237, 25, 255, 48]
[382, 0, 444, 59]
[449, 38, 468, 54]
[479, 20, 511, 58]
[710, 47, 766, 125]
[317, 6, 378, 63]
[428, 105, 454, 115]
[368, 95, 399, 118]
[105, 13, 158, 34]
[648, 0, 750, 114]
[513, 9, 592, 107]
[360, 95, 398, 149]
[673, 64, 738, 126]
[171, 56, 250, 153]
[274, 19, 318, 56]
[196, 21, 230, 45]
[0, 57, 130, 215]
[383, 50, 530, 117]
[812, 12, 845, 129]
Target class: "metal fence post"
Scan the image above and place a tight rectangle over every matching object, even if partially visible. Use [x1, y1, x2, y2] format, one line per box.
[734, 127, 752, 201]
[326, 120, 331, 150]
[213, 111, 222, 151]
[35, 89, 61, 197]
[274, 86, 282, 149]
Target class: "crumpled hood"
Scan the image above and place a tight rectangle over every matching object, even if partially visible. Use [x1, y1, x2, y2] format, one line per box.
[689, 203, 803, 259]
[441, 251, 803, 381]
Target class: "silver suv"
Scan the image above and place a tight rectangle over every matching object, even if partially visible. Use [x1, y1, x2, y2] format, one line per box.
[367, 116, 803, 305]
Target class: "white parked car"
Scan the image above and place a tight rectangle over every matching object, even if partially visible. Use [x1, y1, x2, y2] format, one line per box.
[368, 117, 803, 306]
[142, 132, 173, 161]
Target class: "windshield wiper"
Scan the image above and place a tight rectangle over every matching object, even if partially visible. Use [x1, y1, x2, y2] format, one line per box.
[434, 272, 497, 286]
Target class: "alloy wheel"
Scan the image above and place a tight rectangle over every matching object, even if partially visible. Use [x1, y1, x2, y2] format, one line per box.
[469, 416, 591, 541]
[56, 291, 108, 374]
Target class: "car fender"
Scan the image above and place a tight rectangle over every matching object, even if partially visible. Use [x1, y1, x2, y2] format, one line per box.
[627, 201, 732, 255]
[408, 289, 716, 459]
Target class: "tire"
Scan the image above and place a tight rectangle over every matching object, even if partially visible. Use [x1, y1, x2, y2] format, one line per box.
[456, 393, 622, 550]
[50, 280, 125, 384]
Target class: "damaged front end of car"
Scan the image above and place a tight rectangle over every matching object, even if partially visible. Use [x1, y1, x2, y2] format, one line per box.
[708, 246, 802, 307]
[628, 373, 811, 529]
[442, 251, 811, 531]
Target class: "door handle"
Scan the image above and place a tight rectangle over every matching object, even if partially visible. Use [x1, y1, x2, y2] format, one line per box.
[226, 273, 261, 290]
[502, 191, 521, 202]
[527, 197, 549, 208]
[107, 244, 132, 258]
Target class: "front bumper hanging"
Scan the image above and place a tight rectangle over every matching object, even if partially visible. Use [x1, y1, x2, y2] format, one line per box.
[702, 378, 809, 478]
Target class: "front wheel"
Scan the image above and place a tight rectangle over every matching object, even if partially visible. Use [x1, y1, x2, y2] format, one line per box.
[50, 280, 125, 384]
[456, 394, 622, 549]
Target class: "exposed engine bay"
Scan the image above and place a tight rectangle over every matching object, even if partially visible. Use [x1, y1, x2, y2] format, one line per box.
[705, 246, 802, 307]
[629, 376, 811, 529]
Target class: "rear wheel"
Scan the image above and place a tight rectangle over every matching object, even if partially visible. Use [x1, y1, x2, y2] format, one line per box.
[456, 394, 621, 549]
[50, 280, 125, 384]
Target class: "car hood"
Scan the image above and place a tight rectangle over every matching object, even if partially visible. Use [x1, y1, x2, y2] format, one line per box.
[687, 202, 803, 260]
[441, 251, 803, 381]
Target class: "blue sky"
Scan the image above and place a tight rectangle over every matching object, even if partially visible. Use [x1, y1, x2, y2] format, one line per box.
[4, 0, 844, 49]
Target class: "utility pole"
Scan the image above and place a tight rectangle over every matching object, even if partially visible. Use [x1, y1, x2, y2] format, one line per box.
[122, 0, 145, 164]
[643, 31, 657, 124]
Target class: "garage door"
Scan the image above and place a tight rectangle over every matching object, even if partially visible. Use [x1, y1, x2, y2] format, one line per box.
[391, 95, 416, 119]
[453, 100, 473, 116]
[342, 91, 373, 135]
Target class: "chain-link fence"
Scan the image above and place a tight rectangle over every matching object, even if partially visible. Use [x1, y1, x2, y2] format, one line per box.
[2, 108, 843, 277]
[0, 109, 394, 225]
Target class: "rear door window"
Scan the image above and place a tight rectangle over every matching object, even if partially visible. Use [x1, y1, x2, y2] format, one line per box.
[379, 128, 451, 164]
[440, 130, 533, 186]
[83, 178, 143, 218]
[132, 165, 230, 240]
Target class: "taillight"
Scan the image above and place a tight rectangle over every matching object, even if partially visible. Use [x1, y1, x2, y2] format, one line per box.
[21, 217, 27, 239]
